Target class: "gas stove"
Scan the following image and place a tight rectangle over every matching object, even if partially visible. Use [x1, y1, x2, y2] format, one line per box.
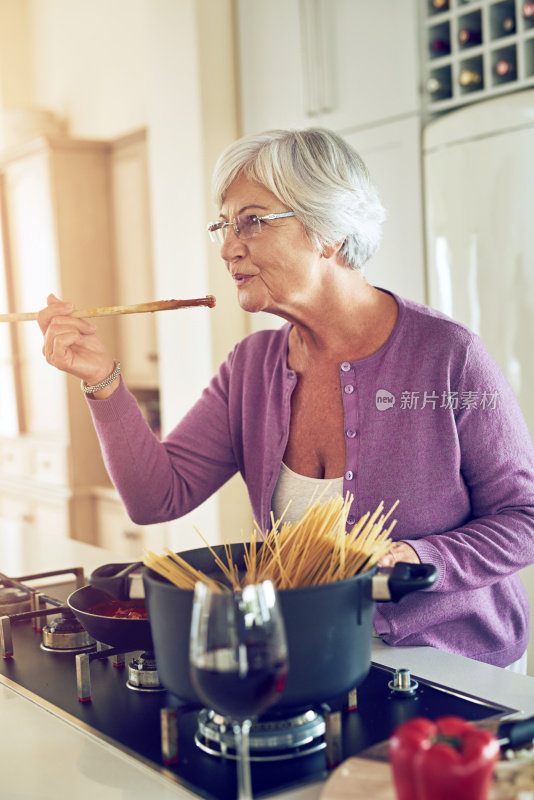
[0, 568, 514, 800]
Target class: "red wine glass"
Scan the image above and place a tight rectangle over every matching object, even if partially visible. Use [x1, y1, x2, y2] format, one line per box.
[189, 580, 288, 800]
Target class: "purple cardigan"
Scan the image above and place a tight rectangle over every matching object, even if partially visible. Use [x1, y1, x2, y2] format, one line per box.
[88, 293, 534, 667]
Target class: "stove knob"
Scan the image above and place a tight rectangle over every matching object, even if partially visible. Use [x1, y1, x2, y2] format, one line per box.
[388, 667, 419, 695]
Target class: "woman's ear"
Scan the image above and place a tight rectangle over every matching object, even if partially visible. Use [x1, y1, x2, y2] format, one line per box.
[320, 240, 345, 259]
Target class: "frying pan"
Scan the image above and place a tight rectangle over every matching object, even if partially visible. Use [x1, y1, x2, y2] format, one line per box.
[67, 585, 153, 651]
[87, 561, 144, 600]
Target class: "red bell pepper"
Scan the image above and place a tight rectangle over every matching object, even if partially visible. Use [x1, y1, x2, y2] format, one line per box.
[388, 715, 500, 800]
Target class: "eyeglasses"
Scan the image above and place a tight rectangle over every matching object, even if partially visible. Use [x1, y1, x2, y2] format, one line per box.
[207, 212, 295, 244]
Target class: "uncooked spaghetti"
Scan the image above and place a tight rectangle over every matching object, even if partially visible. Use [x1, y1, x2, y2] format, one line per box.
[143, 494, 398, 591]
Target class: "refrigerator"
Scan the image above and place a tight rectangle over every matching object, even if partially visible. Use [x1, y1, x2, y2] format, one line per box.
[424, 88, 534, 436]
[423, 87, 534, 672]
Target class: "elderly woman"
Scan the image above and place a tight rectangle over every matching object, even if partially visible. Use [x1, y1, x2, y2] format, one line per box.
[39, 128, 534, 672]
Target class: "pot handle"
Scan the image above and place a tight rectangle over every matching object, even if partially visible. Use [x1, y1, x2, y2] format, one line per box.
[372, 562, 437, 602]
[88, 562, 145, 600]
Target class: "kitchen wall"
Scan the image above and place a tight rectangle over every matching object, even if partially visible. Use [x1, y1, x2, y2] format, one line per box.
[0, 0, 33, 108]
[29, 0, 148, 138]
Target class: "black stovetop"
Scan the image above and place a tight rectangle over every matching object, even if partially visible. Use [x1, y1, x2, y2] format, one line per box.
[0, 581, 510, 800]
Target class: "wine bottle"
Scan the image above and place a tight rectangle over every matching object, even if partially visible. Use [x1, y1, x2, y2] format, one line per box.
[501, 16, 516, 34]
[523, 1, 534, 18]
[430, 38, 450, 54]
[458, 28, 482, 46]
[495, 59, 516, 78]
[459, 69, 482, 87]
[427, 77, 450, 96]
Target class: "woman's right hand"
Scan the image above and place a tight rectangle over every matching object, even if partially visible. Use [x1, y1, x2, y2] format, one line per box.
[38, 294, 118, 394]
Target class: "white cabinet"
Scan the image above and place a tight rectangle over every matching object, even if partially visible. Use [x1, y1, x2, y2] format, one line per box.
[3, 149, 66, 435]
[237, 0, 420, 136]
[236, 0, 426, 311]
[344, 116, 426, 304]
[237, 0, 308, 133]
[0, 478, 70, 538]
[0, 202, 18, 437]
[0, 135, 118, 543]
[321, 0, 420, 130]
[0, 435, 68, 486]
[110, 130, 159, 390]
[0, 132, 164, 543]
[2, 137, 117, 439]
[94, 488, 168, 560]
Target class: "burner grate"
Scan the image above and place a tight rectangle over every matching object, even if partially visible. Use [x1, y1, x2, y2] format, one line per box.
[195, 707, 326, 761]
[0, 567, 87, 659]
[0, 584, 32, 615]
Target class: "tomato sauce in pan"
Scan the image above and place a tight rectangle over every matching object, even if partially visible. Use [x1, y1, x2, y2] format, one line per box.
[88, 599, 148, 620]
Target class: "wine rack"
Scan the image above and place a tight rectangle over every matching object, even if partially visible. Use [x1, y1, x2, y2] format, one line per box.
[422, 0, 534, 114]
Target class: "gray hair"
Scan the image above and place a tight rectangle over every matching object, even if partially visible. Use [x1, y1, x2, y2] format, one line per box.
[211, 128, 386, 271]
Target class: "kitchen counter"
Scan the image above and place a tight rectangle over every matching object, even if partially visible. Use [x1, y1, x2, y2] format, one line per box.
[1, 521, 534, 800]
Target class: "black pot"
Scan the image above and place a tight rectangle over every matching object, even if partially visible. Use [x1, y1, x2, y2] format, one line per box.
[142, 543, 436, 714]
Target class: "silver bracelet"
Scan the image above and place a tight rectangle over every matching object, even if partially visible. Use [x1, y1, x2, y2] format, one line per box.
[81, 362, 122, 394]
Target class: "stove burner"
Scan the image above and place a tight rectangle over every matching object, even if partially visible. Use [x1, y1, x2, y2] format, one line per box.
[0, 585, 31, 616]
[41, 612, 96, 653]
[195, 708, 326, 761]
[127, 651, 165, 692]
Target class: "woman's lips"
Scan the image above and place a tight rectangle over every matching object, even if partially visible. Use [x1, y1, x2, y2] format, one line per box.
[233, 273, 254, 286]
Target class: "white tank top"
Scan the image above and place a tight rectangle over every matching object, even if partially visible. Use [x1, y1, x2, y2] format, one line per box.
[271, 462, 344, 525]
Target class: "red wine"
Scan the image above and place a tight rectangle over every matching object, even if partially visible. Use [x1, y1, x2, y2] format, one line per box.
[430, 38, 450, 54]
[191, 648, 287, 721]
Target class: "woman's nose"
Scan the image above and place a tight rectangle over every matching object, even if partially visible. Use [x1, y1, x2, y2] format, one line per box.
[220, 225, 246, 261]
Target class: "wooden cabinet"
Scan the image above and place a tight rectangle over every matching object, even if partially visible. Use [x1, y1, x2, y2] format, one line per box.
[236, 0, 420, 136]
[0, 135, 118, 542]
[110, 130, 159, 390]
